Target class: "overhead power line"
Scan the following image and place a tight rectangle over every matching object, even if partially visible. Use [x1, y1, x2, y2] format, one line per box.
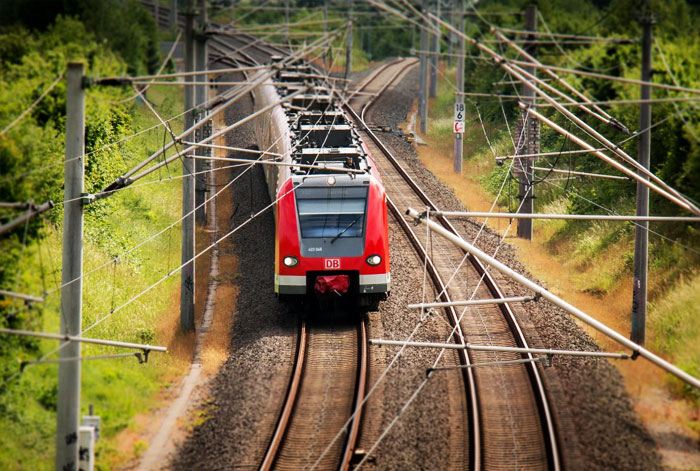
[0, 201, 55, 236]
[0, 327, 166, 352]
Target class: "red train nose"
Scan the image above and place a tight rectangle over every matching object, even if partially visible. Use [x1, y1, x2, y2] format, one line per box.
[314, 275, 350, 295]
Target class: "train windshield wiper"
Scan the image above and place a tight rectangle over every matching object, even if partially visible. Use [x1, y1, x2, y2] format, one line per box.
[330, 215, 361, 244]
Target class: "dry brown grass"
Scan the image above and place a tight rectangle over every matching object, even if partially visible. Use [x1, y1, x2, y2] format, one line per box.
[199, 114, 238, 375]
[409, 113, 676, 406]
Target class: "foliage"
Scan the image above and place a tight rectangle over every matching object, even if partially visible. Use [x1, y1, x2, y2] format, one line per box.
[0, 0, 159, 75]
[0, 10, 186, 468]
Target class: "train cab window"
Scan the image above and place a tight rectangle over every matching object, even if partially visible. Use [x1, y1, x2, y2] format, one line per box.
[295, 187, 368, 239]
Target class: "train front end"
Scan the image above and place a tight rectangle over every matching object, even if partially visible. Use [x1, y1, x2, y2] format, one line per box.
[275, 172, 390, 311]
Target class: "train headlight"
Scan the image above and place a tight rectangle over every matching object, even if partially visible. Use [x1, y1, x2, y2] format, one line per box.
[366, 254, 382, 266]
[283, 256, 299, 267]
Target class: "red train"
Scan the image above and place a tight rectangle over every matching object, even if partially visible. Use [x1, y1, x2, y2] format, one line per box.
[254, 62, 390, 311]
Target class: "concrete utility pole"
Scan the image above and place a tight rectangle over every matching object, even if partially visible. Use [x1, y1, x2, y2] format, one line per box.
[195, 0, 208, 225]
[345, 0, 353, 83]
[56, 61, 85, 471]
[453, 0, 465, 174]
[448, 0, 455, 67]
[154, 1, 160, 28]
[419, 0, 429, 134]
[429, 0, 439, 98]
[323, 0, 329, 66]
[170, 0, 177, 29]
[516, 4, 538, 240]
[181, 3, 196, 332]
[632, 11, 654, 345]
[284, 0, 290, 43]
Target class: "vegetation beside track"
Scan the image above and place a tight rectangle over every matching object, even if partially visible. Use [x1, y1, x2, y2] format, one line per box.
[0, 8, 193, 469]
[416, 0, 700, 421]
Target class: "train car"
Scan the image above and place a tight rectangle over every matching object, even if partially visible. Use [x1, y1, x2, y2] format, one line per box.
[253, 61, 390, 311]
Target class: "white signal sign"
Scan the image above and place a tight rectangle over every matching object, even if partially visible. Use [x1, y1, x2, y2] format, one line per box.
[454, 102, 465, 122]
[454, 121, 465, 134]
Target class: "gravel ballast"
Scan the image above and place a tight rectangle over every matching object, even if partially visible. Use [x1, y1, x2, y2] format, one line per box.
[367, 63, 661, 471]
[170, 62, 661, 471]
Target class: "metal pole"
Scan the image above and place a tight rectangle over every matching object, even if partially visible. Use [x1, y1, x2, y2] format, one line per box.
[632, 11, 654, 345]
[406, 207, 700, 390]
[517, 4, 537, 240]
[453, 0, 464, 174]
[56, 61, 85, 471]
[195, 0, 208, 225]
[429, 0, 438, 98]
[448, 0, 455, 67]
[432, 211, 700, 222]
[345, 0, 353, 83]
[181, 4, 196, 332]
[285, 0, 290, 43]
[323, 0, 329, 66]
[170, 0, 177, 29]
[154, 1, 160, 28]
[419, 0, 429, 134]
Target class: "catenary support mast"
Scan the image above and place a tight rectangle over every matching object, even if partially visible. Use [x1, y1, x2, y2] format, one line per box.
[516, 5, 538, 240]
[56, 61, 85, 471]
[181, 2, 196, 331]
[632, 10, 654, 345]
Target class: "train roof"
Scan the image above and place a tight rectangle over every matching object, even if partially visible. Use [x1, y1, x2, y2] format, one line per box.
[270, 61, 372, 177]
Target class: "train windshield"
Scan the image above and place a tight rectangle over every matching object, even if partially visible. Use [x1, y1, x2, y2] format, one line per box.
[295, 186, 368, 239]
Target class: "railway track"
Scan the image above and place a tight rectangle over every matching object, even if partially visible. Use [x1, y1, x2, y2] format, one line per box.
[199, 24, 561, 470]
[260, 318, 369, 471]
[345, 58, 561, 471]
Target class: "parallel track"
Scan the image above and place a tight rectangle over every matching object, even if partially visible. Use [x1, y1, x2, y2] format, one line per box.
[346, 58, 561, 471]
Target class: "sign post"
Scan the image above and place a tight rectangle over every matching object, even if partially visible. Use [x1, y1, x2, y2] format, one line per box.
[454, 101, 465, 155]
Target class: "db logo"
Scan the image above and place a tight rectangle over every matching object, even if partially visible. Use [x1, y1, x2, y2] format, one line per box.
[325, 259, 341, 269]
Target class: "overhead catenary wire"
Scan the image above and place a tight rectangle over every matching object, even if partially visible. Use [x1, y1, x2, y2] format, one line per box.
[100, 25, 344, 194]
[505, 56, 700, 96]
[407, 207, 700, 390]
[20, 352, 149, 371]
[497, 26, 635, 42]
[459, 22, 700, 214]
[101, 64, 269, 82]
[0, 327, 166, 352]
[522, 103, 700, 215]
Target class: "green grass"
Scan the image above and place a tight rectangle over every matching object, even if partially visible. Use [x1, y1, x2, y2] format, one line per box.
[650, 272, 700, 404]
[0, 83, 186, 470]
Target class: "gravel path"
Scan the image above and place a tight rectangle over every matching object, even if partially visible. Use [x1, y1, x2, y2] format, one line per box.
[170, 62, 661, 471]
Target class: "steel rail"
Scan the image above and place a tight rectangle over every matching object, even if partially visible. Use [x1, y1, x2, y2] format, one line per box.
[260, 320, 308, 471]
[339, 319, 369, 471]
[359, 59, 419, 123]
[217, 37, 373, 471]
[386, 195, 480, 470]
[346, 59, 560, 470]
[346, 59, 480, 470]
